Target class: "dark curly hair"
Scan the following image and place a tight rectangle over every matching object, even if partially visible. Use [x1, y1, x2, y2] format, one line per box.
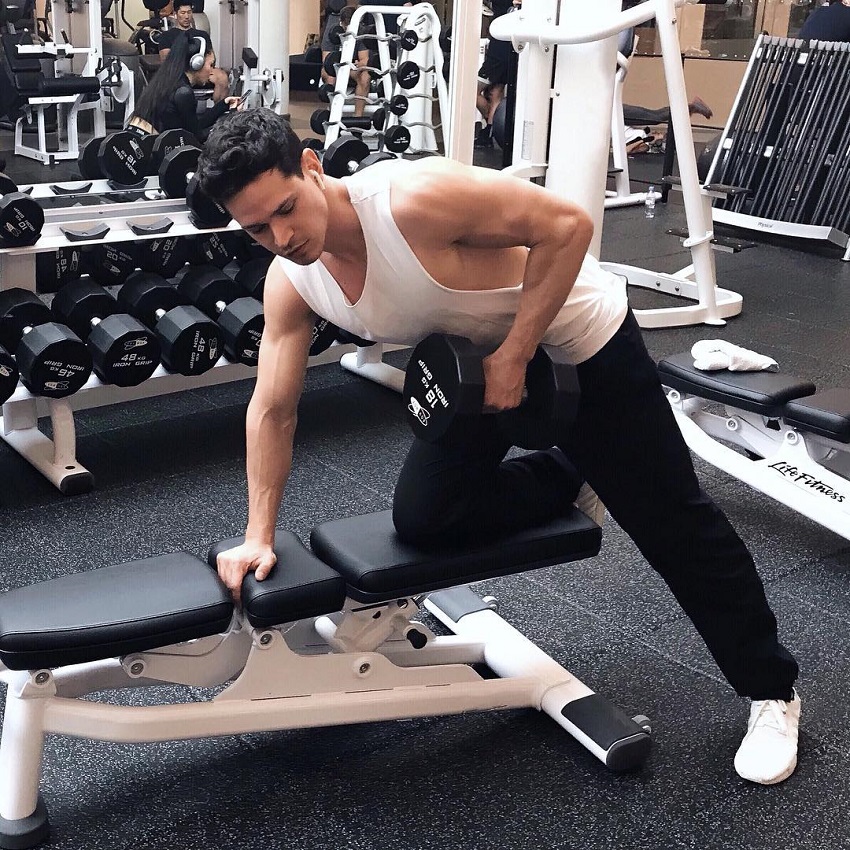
[196, 109, 304, 204]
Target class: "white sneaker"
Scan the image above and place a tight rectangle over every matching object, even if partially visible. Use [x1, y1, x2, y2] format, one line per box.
[734, 689, 801, 785]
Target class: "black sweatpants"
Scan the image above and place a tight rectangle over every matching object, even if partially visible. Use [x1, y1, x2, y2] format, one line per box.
[393, 311, 798, 701]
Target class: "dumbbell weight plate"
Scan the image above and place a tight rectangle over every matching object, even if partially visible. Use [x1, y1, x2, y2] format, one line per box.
[310, 317, 339, 356]
[187, 233, 232, 268]
[139, 235, 188, 278]
[0, 172, 18, 195]
[35, 247, 83, 293]
[88, 314, 161, 386]
[328, 23, 345, 47]
[0, 347, 19, 405]
[322, 137, 370, 178]
[150, 129, 201, 173]
[84, 243, 138, 287]
[234, 257, 272, 300]
[98, 131, 148, 185]
[403, 333, 485, 443]
[389, 94, 409, 116]
[371, 106, 387, 131]
[323, 51, 342, 77]
[0, 193, 44, 247]
[356, 151, 396, 171]
[159, 145, 200, 199]
[310, 108, 331, 136]
[318, 83, 334, 104]
[185, 175, 232, 228]
[396, 61, 421, 90]
[78, 136, 106, 179]
[398, 29, 419, 52]
[384, 124, 412, 154]
[302, 137, 324, 153]
[16, 323, 93, 399]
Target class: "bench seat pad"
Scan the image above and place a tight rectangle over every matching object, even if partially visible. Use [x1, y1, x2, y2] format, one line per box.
[310, 508, 602, 604]
[783, 388, 850, 444]
[0, 553, 232, 672]
[208, 531, 346, 628]
[658, 352, 815, 417]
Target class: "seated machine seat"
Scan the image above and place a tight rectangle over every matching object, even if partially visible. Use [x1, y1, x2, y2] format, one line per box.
[783, 388, 850, 444]
[658, 352, 816, 417]
[311, 508, 602, 604]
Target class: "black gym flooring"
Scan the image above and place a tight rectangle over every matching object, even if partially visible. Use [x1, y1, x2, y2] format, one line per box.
[2, 118, 850, 850]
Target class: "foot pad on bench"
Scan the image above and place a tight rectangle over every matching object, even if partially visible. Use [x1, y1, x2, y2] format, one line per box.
[0, 793, 49, 850]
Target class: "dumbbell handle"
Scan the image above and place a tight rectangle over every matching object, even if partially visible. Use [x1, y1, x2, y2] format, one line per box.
[154, 308, 167, 322]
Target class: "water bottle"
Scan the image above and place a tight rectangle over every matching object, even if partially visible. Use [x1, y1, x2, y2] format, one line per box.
[644, 185, 656, 219]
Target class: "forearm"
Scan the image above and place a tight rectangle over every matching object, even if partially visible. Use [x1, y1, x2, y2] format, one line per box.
[501, 217, 593, 362]
[244, 403, 296, 545]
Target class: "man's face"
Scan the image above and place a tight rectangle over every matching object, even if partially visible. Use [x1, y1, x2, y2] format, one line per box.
[226, 159, 329, 264]
[175, 5, 193, 28]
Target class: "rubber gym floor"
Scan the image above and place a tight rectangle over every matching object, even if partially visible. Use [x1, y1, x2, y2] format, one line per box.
[2, 108, 850, 849]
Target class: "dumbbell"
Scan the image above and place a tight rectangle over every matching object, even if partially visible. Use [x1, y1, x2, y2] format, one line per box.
[0, 289, 93, 398]
[319, 137, 371, 178]
[139, 235, 188, 279]
[35, 246, 84, 293]
[84, 243, 139, 288]
[148, 129, 200, 176]
[117, 272, 224, 376]
[51, 280, 161, 386]
[0, 345, 18, 405]
[230, 257, 342, 357]
[176, 265, 264, 365]
[396, 60, 436, 90]
[95, 130, 150, 185]
[158, 145, 232, 228]
[402, 333, 580, 450]
[0, 173, 44, 248]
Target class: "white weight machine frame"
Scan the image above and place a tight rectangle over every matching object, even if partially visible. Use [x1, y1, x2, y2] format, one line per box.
[486, 0, 743, 329]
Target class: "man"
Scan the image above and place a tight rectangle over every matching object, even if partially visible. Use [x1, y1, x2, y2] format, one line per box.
[322, 3, 372, 119]
[156, 1, 229, 101]
[799, 0, 850, 41]
[197, 109, 801, 787]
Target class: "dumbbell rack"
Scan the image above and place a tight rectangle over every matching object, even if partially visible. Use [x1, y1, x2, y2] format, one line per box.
[0, 183, 406, 495]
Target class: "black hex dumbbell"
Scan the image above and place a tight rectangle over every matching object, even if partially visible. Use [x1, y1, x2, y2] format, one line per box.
[402, 333, 580, 450]
[51, 280, 161, 387]
[159, 145, 231, 228]
[117, 272, 224, 376]
[0, 344, 18, 405]
[176, 265, 264, 366]
[0, 172, 44, 248]
[0, 289, 93, 398]
[84, 243, 138, 288]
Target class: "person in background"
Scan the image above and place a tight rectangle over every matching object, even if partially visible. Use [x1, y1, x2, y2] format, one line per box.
[475, 0, 517, 148]
[127, 33, 240, 139]
[798, 0, 850, 41]
[323, 4, 372, 118]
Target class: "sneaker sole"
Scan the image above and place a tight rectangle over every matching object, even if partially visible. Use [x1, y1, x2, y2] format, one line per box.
[736, 753, 797, 786]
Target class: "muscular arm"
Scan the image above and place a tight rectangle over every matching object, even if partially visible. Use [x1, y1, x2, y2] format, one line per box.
[393, 159, 593, 407]
[216, 261, 315, 599]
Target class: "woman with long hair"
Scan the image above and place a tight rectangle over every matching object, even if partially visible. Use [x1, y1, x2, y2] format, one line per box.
[128, 31, 239, 140]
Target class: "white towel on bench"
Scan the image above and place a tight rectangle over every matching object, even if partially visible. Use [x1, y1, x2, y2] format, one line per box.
[691, 340, 779, 373]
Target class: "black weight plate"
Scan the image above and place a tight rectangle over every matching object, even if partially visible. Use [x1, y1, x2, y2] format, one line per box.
[396, 60, 420, 89]
[0, 172, 18, 195]
[188, 233, 232, 268]
[89, 314, 161, 386]
[323, 51, 342, 77]
[328, 23, 344, 47]
[84, 243, 138, 287]
[302, 137, 325, 152]
[0, 346, 19, 404]
[157, 305, 223, 375]
[185, 175, 232, 228]
[403, 334, 485, 443]
[78, 136, 106, 179]
[357, 151, 396, 171]
[17, 323, 93, 398]
[139, 234, 188, 277]
[371, 106, 387, 131]
[398, 29, 419, 52]
[318, 83, 334, 104]
[322, 137, 370, 178]
[158, 145, 200, 199]
[310, 108, 331, 136]
[98, 131, 147, 185]
[0, 193, 44, 247]
[35, 247, 83, 293]
[151, 129, 201, 171]
[218, 296, 264, 365]
[234, 257, 272, 300]
[384, 124, 411, 153]
[389, 94, 409, 115]
[310, 317, 338, 356]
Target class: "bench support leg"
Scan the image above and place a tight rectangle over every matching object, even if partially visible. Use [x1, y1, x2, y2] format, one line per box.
[0, 683, 50, 849]
[425, 586, 651, 771]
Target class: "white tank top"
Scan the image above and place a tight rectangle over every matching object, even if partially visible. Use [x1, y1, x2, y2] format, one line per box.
[277, 159, 628, 364]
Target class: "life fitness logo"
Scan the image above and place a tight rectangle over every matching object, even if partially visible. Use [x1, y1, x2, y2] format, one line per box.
[768, 461, 846, 503]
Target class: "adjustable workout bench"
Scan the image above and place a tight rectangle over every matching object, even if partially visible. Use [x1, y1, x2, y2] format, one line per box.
[0, 508, 651, 848]
[660, 352, 850, 540]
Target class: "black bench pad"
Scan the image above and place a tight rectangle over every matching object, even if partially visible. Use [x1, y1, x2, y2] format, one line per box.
[310, 508, 602, 604]
[783, 388, 850, 444]
[658, 352, 816, 417]
[0, 553, 232, 672]
[208, 531, 346, 628]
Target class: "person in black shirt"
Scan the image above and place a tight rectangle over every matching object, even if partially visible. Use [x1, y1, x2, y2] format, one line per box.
[127, 32, 240, 140]
[799, 0, 850, 41]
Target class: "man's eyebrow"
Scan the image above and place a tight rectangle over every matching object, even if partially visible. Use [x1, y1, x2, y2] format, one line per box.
[242, 195, 296, 230]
